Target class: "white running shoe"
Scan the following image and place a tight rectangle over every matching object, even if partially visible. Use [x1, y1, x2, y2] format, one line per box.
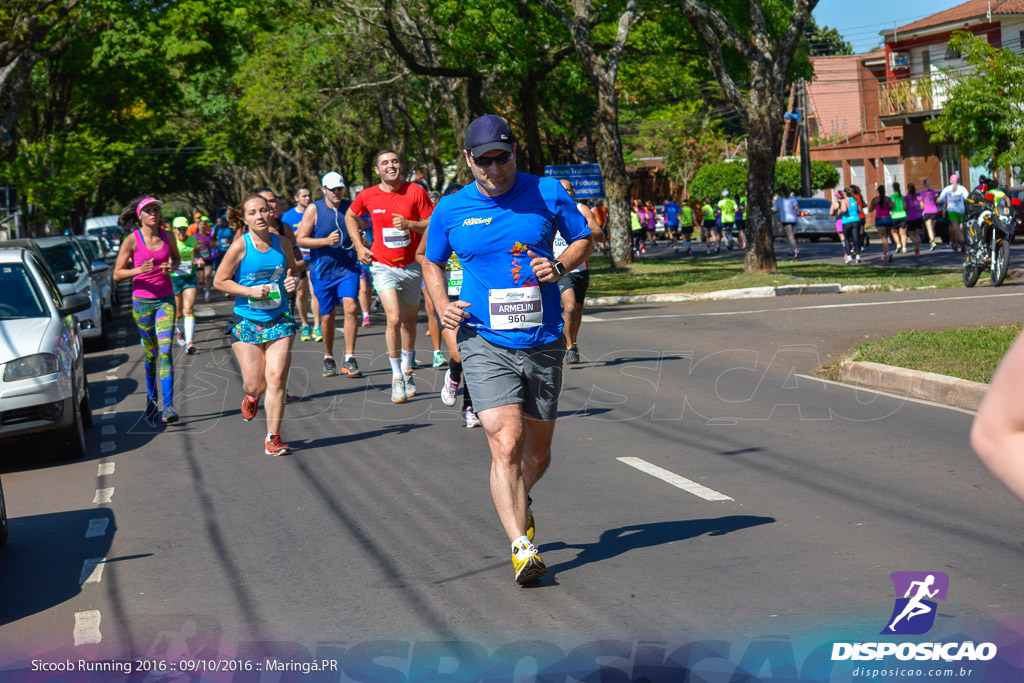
[440, 369, 459, 407]
[403, 370, 417, 398]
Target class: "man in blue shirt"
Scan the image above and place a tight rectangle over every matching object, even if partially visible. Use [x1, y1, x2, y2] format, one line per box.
[424, 115, 594, 585]
[663, 195, 681, 250]
[281, 183, 321, 342]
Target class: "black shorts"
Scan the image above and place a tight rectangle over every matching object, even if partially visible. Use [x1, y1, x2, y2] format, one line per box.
[557, 270, 590, 303]
[679, 224, 694, 236]
[907, 218, 924, 231]
[923, 212, 939, 221]
[892, 218, 907, 229]
[702, 219, 716, 229]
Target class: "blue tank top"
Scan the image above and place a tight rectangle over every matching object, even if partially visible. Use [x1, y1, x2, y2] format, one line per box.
[308, 198, 359, 280]
[233, 232, 288, 322]
[842, 197, 860, 224]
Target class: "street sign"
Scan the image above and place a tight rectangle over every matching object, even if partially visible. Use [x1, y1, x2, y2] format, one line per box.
[544, 164, 605, 199]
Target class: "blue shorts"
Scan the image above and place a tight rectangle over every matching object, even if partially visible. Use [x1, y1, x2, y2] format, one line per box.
[311, 274, 359, 315]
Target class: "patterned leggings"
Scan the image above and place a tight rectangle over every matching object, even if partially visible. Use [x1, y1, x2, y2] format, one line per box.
[133, 296, 176, 408]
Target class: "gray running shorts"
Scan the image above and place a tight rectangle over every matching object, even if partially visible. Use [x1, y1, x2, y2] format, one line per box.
[370, 261, 423, 306]
[457, 327, 566, 420]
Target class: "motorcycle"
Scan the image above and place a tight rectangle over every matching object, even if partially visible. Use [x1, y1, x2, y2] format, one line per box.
[962, 189, 1017, 287]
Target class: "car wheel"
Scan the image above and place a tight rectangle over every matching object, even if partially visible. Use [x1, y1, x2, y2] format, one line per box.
[0, 477, 8, 547]
[81, 376, 93, 429]
[51, 386, 86, 460]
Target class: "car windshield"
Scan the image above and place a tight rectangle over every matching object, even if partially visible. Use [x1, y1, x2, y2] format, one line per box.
[799, 199, 831, 209]
[0, 264, 48, 319]
[40, 242, 85, 276]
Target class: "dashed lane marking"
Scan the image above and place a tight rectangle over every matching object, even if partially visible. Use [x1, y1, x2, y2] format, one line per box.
[617, 457, 733, 501]
[101, 425, 116, 436]
[93, 488, 113, 504]
[73, 611, 102, 645]
[104, 397, 116, 406]
[85, 518, 109, 538]
[101, 411, 116, 421]
[105, 385, 118, 394]
[100, 442, 116, 454]
[98, 462, 114, 475]
[80, 558, 106, 584]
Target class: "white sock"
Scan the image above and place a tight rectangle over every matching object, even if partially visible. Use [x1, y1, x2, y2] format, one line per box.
[511, 535, 531, 552]
[401, 349, 413, 374]
[184, 316, 195, 343]
[175, 322, 181, 334]
[389, 356, 403, 378]
[266, 432, 275, 440]
[345, 354, 354, 361]
[324, 354, 334, 360]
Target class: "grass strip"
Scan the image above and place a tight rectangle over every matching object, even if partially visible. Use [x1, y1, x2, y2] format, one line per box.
[846, 324, 1023, 384]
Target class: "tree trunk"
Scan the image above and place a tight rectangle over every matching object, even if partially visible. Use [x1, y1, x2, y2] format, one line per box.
[519, 78, 545, 175]
[744, 117, 780, 273]
[592, 76, 633, 267]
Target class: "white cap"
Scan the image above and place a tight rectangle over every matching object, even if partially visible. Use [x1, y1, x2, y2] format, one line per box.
[321, 171, 346, 189]
[721, 190, 729, 197]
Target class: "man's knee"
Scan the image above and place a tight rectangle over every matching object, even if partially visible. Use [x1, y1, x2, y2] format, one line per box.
[342, 298, 359, 316]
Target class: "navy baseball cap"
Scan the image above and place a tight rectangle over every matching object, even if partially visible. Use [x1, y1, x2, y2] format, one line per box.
[464, 115, 515, 157]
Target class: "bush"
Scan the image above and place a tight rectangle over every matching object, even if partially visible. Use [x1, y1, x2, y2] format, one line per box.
[691, 160, 840, 200]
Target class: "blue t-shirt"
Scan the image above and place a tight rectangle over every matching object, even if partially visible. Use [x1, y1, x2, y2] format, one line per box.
[280, 207, 303, 231]
[425, 173, 590, 349]
[664, 202, 681, 226]
[307, 198, 359, 281]
[214, 225, 234, 251]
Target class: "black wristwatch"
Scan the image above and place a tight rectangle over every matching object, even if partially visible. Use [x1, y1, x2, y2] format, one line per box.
[551, 260, 567, 277]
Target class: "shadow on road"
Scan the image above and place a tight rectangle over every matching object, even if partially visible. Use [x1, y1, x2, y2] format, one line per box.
[540, 515, 775, 579]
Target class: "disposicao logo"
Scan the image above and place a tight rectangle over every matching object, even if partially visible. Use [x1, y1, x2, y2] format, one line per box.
[831, 571, 997, 663]
[883, 571, 948, 635]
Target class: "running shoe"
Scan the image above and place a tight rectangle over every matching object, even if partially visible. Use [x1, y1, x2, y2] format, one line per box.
[371, 296, 381, 313]
[526, 495, 535, 543]
[264, 433, 291, 456]
[855, 254, 861, 264]
[175, 330, 185, 347]
[566, 344, 580, 365]
[843, 254, 851, 264]
[914, 244, 920, 256]
[241, 394, 259, 421]
[312, 326, 323, 342]
[512, 540, 546, 585]
[300, 325, 311, 341]
[361, 313, 371, 327]
[885, 252, 893, 263]
[204, 291, 211, 303]
[285, 393, 298, 404]
[161, 406, 179, 424]
[341, 357, 362, 377]
[432, 350, 447, 368]
[461, 404, 481, 428]
[440, 368, 459, 406]
[391, 378, 407, 404]
[929, 241, 937, 251]
[686, 248, 692, 256]
[404, 370, 417, 397]
[185, 343, 198, 355]
[793, 249, 800, 260]
[323, 356, 338, 377]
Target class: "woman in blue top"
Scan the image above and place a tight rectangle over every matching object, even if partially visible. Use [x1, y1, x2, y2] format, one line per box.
[214, 195, 299, 456]
[840, 186, 863, 263]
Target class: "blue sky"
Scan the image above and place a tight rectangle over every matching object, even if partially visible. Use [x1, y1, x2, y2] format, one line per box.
[813, 0, 957, 54]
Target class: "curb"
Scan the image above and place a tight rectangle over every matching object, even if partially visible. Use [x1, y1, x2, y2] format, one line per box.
[840, 359, 987, 411]
[588, 283, 844, 306]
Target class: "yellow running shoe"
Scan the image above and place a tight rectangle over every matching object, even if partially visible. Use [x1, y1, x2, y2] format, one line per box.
[512, 540, 546, 585]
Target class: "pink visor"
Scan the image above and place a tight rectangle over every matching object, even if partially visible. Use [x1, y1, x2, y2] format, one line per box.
[136, 196, 164, 218]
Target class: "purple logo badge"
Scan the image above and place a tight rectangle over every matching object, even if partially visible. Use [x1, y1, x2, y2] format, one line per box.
[881, 571, 949, 635]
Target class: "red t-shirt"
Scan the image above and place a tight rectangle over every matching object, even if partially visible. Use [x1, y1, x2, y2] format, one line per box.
[350, 182, 434, 268]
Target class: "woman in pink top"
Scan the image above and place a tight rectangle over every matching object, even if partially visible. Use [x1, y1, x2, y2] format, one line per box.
[919, 178, 941, 250]
[904, 183, 925, 256]
[113, 196, 181, 424]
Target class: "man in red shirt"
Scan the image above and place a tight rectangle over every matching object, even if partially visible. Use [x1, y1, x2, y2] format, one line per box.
[345, 150, 434, 403]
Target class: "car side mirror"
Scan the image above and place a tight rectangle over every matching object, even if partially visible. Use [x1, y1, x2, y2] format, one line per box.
[59, 293, 92, 316]
[90, 261, 109, 274]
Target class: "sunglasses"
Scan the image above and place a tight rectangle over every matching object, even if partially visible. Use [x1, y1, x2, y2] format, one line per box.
[472, 151, 513, 168]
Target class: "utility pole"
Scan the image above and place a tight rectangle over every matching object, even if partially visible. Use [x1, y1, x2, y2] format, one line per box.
[800, 78, 812, 197]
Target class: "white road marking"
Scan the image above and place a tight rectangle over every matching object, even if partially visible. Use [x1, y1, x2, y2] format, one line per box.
[617, 457, 733, 501]
[795, 374, 978, 415]
[73, 611, 102, 645]
[104, 397, 116, 406]
[100, 441, 116, 454]
[80, 557, 106, 584]
[105, 385, 118, 394]
[105, 375, 118, 381]
[93, 488, 114, 504]
[101, 425, 116, 436]
[584, 291, 1024, 322]
[101, 411, 116, 421]
[98, 462, 114, 475]
[85, 518, 109, 538]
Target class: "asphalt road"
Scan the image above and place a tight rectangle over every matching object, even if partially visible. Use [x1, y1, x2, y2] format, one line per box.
[2, 281, 1024, 679]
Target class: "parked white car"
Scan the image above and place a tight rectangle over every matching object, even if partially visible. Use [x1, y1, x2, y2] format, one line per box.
[0, 246, 93, 459]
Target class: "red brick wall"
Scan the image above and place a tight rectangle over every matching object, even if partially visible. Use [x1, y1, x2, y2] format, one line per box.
[901, 123, 942, 188]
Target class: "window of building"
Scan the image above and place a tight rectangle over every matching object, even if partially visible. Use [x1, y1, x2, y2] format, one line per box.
[944, 44, 961, 60]
[940, 145, 960, 184]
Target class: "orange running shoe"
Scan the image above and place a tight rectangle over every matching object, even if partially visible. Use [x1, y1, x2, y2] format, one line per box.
[241, 394, 259, 421]
[265, 433, 291, 456]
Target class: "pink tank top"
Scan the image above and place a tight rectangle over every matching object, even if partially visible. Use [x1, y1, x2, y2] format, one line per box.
[920, 190, 939, 214]
[132, 228, 173, 299]
[874, 196, 892, 219]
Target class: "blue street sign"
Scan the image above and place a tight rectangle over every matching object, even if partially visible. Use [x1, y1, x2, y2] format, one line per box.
[544, 164, 605, 199]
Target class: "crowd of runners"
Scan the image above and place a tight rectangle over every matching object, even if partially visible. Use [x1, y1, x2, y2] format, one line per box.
[112, 114, 601, 584]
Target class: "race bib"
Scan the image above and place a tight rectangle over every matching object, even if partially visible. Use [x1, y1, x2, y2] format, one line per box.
[248, 282, 281, 310]
[489, 286, 542, 330]
[219, 239, 231, 249]
[447, 269, 463, 297]
[199, 249, 211, 259]
[382, 227, 411, 249]
[174, 261, 193, 276]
